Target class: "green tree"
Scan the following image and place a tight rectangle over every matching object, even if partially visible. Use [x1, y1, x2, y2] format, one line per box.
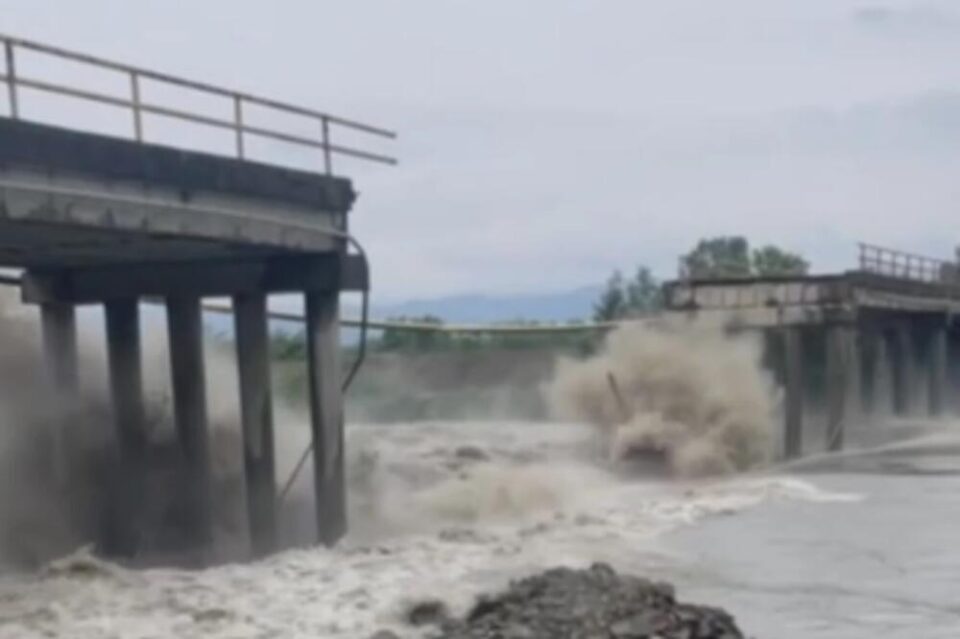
[593, 270, 627, 321]
[593, 267, 662, 321]
[679, 236, 809, 279]
[751, 245, 809, 276]
[625, 266, 663, 312]
[679, 236, 751, 279]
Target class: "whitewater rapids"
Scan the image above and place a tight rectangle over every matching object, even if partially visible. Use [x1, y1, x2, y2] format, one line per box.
[0, 419, 860, 639]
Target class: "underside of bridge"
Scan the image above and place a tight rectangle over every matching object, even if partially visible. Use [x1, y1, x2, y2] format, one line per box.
[0, 117, 366, 560]
[665, 273, 960, 459]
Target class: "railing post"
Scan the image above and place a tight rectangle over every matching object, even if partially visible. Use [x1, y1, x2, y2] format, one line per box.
[130, 71, 143, 141]
[321, 115, 332, 175]
[234, 95, 245, 159]
[4, 40, 18, 118]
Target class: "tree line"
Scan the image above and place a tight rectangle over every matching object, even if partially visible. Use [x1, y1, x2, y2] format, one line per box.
[593, 235, 807, 321]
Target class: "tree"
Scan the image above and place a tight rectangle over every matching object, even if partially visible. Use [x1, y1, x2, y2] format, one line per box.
[679, 236, 810, 279]
[679, 236, 751, 279]
[593, 267, 662, 321]
[593, 270, 627, 321]
[625, 266, 662, 313]
[751, 245, 809, 276]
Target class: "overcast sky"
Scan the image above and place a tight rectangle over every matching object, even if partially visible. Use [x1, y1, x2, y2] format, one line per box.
[4, 1, 960, 302]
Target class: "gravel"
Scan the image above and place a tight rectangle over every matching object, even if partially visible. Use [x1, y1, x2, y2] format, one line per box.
[405, 563, 745, 639]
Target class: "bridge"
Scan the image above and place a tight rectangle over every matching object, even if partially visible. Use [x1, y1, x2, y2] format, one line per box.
[0, 34, 395, 559]
[663, 243, 960, 459]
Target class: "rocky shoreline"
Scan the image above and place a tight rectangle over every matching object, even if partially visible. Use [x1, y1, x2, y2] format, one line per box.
[376, 563, 745, 638]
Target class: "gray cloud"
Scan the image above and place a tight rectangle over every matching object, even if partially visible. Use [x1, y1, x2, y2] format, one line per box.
[853, 4, 960, 35]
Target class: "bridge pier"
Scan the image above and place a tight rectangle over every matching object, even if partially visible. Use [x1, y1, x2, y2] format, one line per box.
[233, 292, 277, 557]
[862, 327, 893, 417]
[105, 299, 148, 457]
[39, 301, 78, 483]
[825, 325, 859, 452]
[166, 295, 214, 557]
[782, 326, 804, 459]
[949, 331, 960, 415]
[926, 324, 947, 417]
[305, 290, 346, 545]
[104, 298, 148, 555]
[891, 325, 916, 417]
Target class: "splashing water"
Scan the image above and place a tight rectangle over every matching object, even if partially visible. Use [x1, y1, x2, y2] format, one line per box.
[546, 320, 776, 477]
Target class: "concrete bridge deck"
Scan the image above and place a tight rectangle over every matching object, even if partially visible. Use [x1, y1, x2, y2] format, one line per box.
[0, 33, 395, 561]
[665, 264, 960, 460]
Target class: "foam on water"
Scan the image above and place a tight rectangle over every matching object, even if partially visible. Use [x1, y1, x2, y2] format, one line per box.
[0, 420, 860, 639]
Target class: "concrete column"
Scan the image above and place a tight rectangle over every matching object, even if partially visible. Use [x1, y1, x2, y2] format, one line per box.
[874, 331, 894, 416]
[825, 326, 858, 452]
[233, 292, 277, 557]
[305, 290, 346, 545]
[166, 295, 213, 553]
[892, 324, 914, 416]
[105, 299, 147, 456]
[40, 302, 78, 482]
[928, 325, 947, 417]
[104, 298, 148, 556]
[783, 326, 804, 459]
[948, 330, 960, 415]
[863, 328, 889, 416]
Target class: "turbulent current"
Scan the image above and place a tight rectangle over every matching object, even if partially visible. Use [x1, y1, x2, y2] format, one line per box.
[4, 416, 957, 639]
[0, 298, 958, 638]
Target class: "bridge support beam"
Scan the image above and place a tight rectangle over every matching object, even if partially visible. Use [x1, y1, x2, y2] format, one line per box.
[233, 292, 277, 557]
[825, 325, 858, 451]
[104, 298, 148, 555]
[783, 327, 804, 459]
[305, 290, 346, 545]
[166, 295, 213, 557]
[39, 302, 78, 483]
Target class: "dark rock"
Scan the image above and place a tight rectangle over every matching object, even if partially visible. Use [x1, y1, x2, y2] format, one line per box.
[425, 564, 745, 639]
[407, 599, 450, 626]
[454, 446, 490, 461]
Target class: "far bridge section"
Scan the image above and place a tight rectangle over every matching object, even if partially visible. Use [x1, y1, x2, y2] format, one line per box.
[664, 244, 960, 459]
[0, 34, 395, 560]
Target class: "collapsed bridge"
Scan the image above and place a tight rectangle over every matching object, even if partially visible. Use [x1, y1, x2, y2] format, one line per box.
[0, 34, 395, 559]
[664, 243, 960, 458]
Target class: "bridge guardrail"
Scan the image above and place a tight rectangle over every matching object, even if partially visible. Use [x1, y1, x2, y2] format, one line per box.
[0, 33, 396, 173]
[858, 243, 959, 286]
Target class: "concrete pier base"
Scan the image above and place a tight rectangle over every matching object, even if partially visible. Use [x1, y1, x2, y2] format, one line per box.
[39, 302, 78, 483]
[233, 292, 277, 557]
[305, 290, 346, 545]
[166, 295, 213, 555]
[104, 298, 148, 555]
[783, 327, 804, 459]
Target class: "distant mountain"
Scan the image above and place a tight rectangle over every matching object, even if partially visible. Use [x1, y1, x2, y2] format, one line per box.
[202, 285, 603, 337]
[371, 285, 602, 324]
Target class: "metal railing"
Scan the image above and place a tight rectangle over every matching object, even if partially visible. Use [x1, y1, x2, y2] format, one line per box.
[858, 242, 959, 284]
[0, 33, 396, 173]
